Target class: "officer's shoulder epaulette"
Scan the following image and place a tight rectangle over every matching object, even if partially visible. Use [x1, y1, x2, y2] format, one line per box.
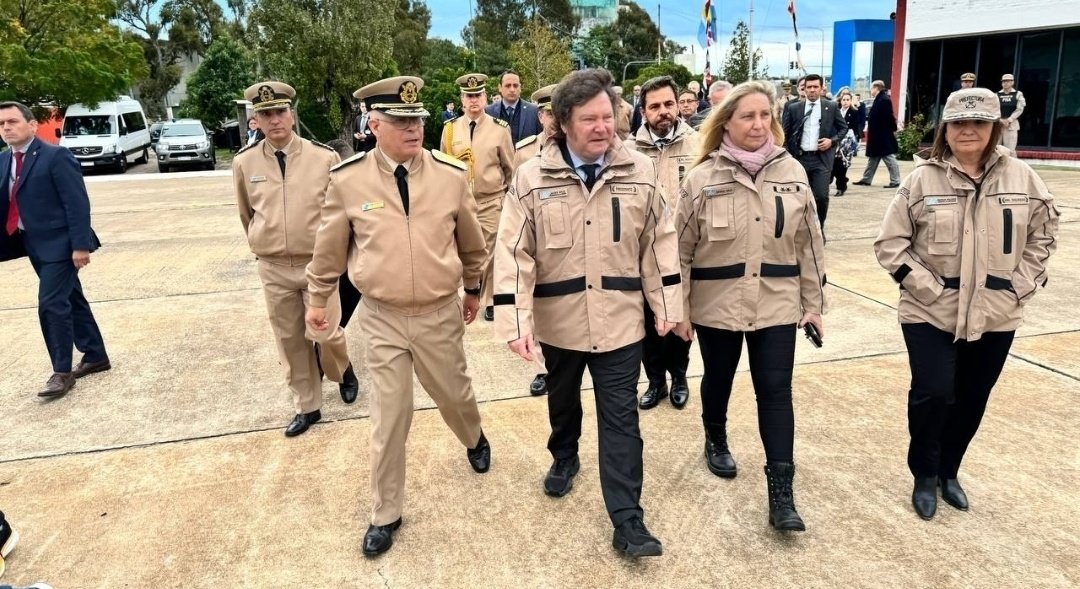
[309, 140, 335, 152]
[330, 150, 366, 172]
[444, 116, 459, 125]
[431, 149, 468, 171]
[236, 139, 262, 156]
[515, 135, 538, 150]
[493, 117, 510, 128]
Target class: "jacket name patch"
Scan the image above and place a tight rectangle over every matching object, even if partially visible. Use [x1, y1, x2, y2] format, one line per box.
[925, 196, 959, 206]
[998, 195, 1029, 205]
[539, 188, 568, 200]
[610, 185, 637, 194]
[361, 201, 384, 212]
[250, 175, 267, 183]
[704, 186, 735, 198]
[772, 185, 801, 193]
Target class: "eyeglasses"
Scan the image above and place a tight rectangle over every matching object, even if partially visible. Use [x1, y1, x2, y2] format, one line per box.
[380, 117, 427, 130]
[678, 98, 698, 105]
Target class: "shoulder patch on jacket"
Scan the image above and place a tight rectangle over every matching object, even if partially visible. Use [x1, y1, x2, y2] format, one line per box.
[236, 139, 262, 155]
[432, 149, 468, 171]
[493, 117, 510, 128]
[330, 150, 366, 172]
[516, 135, 538, 149]
[310, 140, 335, 152]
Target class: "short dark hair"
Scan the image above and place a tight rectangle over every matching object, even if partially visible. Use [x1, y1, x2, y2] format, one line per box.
[678, 89, 698, 100]
[638, 76, 680, 111]
[0, 101, 34, 122]
[803, 74, 823, 86]
[551, 68, 617, 140]
[500, 70, 521, 84]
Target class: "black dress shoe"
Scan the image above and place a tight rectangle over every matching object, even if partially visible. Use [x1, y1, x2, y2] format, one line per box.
[885, 182, 901, 188]
[544, 455, 580, 497]
[285, 410, 321, 437]
[912, 476, 938, 520]
[834, 189, 845, 196]
[638, 383, 668, 410]
[529, 374, 547, 396]
[339, 363, 359, 404]
[939, 477, 969, 511]
[612, 518, 663, 557]
[467, 431, 491, 473]
[362, 517, 402, 557]
[853, 180, 871, 186]
[670, 377, 689, 409]
[72, 357, 111, 379]
[38, 372, 75, 398]
[483, 306, 494, 321]
[705, 437, 737, 478]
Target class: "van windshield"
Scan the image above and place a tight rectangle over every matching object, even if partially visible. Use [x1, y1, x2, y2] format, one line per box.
[63, 116, 113, 136]
[162, 124, 205, 137]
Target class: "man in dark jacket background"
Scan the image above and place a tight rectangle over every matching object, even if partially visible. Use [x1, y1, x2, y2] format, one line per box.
[854, 80, 900, 188]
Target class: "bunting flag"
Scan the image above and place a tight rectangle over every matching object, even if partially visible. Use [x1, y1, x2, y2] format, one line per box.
[698, 0, 718, 48]
[788, 0, 807, 73]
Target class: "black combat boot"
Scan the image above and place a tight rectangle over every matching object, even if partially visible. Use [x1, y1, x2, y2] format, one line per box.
[704, 430, 737, 478]
[764, 462, 805, 532]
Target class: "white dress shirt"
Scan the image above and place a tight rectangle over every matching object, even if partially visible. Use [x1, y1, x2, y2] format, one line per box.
[800, 100, 823, 153]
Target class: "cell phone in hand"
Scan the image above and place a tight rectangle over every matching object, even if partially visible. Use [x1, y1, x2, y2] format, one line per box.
[803, 323, 823, 348]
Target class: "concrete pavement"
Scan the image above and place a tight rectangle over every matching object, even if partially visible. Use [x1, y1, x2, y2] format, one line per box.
[0, 155, 1077, 588]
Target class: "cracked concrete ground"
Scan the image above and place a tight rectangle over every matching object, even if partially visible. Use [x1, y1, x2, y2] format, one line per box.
[0, 158, 1077, 588]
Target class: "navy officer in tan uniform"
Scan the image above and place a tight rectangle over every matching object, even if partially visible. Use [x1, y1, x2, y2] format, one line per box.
[440, 73, 515, 322]
[494, 68, 682, 558]
[306, 76, 491, 557]
[232, 81, 358, 437]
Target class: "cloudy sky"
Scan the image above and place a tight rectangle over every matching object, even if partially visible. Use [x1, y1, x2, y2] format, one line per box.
[425, 0, 896, 78]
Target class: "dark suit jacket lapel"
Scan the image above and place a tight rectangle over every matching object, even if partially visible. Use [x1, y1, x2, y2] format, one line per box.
[0, 149, 10, 201]
[14, 137, 40, 193]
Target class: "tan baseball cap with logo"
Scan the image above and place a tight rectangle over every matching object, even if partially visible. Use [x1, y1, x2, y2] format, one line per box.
[941, 88, 1001, 122]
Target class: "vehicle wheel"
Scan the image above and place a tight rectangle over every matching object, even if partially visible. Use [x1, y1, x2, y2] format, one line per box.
[158, 164, 170, 174]
[136, 147, 149, 164]
[116, 154, 128, 174]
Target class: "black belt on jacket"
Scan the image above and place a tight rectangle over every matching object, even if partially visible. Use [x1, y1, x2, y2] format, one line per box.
[690, 262, 799, 280]
[533, 275, 644, 297]
[943, 277, 960, 289]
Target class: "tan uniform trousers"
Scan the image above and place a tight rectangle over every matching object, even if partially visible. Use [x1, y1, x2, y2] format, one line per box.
[477, 194, 502, 308]
[359, 295, 483, 526]
[1002, 121, 1020, 151]
[258, 259, 350, 414]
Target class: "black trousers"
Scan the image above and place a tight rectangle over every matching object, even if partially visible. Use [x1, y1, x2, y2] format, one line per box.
[642, 298, 691, 385]
[338, 272, 362, 328]
[797, 152, 832, 230]
[30, 257, 107, 373]
[541, 340, 644, 526]
[901, 323, 1014, 479]
[695, 323, 796, 463]
[831, 155, 849, 192]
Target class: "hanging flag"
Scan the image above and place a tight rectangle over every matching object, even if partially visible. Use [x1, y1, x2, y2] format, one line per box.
[704, 52, 713, 88]
[788, 0, 807, 74]
[698, 0, 718, 48]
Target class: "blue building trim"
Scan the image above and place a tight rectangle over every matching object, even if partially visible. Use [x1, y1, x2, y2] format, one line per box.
[832, 20, 894, 90]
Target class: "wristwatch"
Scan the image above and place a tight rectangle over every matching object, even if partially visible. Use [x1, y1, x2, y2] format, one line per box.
[464, 285, 481, 296]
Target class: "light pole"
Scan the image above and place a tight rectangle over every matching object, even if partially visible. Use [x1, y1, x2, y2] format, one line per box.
[622, 60, 661, 86]
[751, 24, 827, 76]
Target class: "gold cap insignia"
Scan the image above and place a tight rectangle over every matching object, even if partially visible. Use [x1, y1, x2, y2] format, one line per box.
[258, 85, 276, 103]
[399, 81, 418, 104]
[467, 76, 479, 88]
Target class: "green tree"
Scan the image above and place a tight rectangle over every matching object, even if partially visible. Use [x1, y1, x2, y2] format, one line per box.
[250, 0, 395, 138]
[625, 62, 695, 93]
[0, 0, 148, 117]
[577, 1, 685, 83]
[393, 0, 432, 75]
[419, 38, 472, 149]
[510, 18, 573, 95]
[178, 37, 255, 126]
[463, 0, 578, 75]
[720, 21, 765, 84]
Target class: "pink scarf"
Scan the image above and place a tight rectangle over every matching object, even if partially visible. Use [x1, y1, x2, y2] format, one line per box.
[722, 132, 775, 175]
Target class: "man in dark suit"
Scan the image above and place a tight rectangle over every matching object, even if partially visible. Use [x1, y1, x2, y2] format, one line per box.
[1, 101, 109, 398]
[853, 80, 901, 188]
[485, 70, 541, 146]
[781, 74, 848, 231]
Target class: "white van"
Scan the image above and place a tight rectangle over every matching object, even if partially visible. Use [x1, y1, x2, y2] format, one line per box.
[57, 96, 152, 173]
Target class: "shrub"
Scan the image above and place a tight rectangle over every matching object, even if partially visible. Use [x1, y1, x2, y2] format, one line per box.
[897, 113, 934, 160]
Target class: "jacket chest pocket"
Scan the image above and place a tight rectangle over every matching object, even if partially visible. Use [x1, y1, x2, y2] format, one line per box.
[541, 201, 573, 249]
[927, 208, 959, 256]
[706, 194, 736, 241]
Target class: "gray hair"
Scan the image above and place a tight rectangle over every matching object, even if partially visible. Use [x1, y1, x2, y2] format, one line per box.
[551, 68, 617, 140]
[708, 81, 733, 94]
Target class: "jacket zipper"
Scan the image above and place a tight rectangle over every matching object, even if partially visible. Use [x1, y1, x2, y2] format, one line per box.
[611, 197, 621, 242]
[774, 196, 785, 238]
[1002, 208, 1013, 255]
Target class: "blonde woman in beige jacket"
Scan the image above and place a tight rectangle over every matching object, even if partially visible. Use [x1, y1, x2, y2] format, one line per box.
[674, 80, 826, 532]
[874, 88, 1059, 521]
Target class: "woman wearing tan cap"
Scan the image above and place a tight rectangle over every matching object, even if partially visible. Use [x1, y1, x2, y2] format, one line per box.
[874, 88, 1059, 521]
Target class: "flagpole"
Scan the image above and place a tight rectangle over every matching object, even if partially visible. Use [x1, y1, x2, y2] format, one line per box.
[748, 0, 754, 78]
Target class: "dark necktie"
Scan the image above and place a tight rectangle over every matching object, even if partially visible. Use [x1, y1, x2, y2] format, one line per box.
[505, 106, 515, 121]
[469, 121, 476, 141]
[274, 150, 286, 178]
[6, 151, 24, 235]
[394, 165, 410, 216]
[580, 163, 599, 192]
